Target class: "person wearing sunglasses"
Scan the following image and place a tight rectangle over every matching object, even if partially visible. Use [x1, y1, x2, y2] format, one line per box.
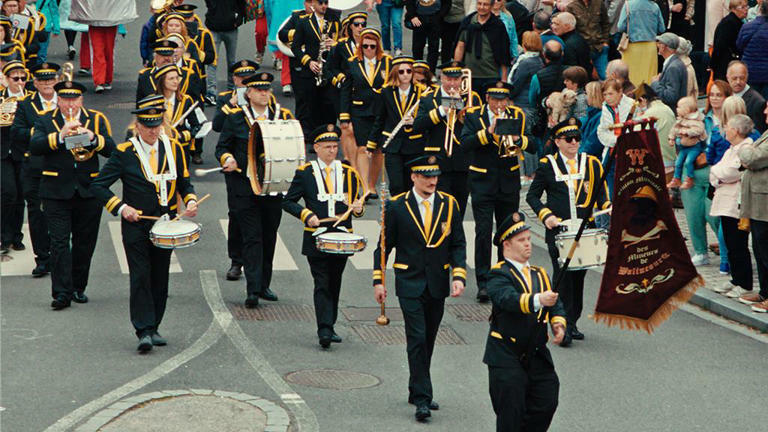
[1, 60, 29, 257]
[412, 60, 438, 93]
[324, 11, 367, 165]
[526, 117, 611, 348]
[339, 28, 390, 200]
[367, 56, 425, 195]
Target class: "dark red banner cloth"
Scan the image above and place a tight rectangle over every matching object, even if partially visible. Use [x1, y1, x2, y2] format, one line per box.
[594, 120, 703, 333]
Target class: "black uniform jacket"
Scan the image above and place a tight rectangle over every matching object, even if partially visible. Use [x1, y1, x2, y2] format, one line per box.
[1, 87, 32, 161]
[89, 138, 197, 243]
[10, 91, 53, 172]
[372, 190, 467, 299]
[482, 260, 567, 368]
[190, 26, 217, 67]
[29, 108, 115, 200]
[339, 54, 391, 121]
[461, 104, 535, 200]
[214, 104, 294, 197]
[290, 11, 341, 78]
[163, 94, 201, 150]
[368, 84, 425, 153]
[412, 86, 482, 172]
[282, 161, 365, 257]
[278, 9, 310, 74]
[526, 152, 610, 230]
[212, 90, 278, 133]
[325, 37, 356, 87]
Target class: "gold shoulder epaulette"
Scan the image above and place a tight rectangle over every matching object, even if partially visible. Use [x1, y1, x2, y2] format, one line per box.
[117, 141, 133, 152]
[437, 190, 456, 201]
[389, 191, 407, 201]
[539, 157, 550, 164]
[298, 162, 311, 170]
[491, 261, 505, 270]
[218, 90, 231, 96]
[467, 106, 481, 113]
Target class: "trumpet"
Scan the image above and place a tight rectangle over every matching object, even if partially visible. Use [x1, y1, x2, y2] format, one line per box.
[61, 62, 75, 82]
[494, 108, 522, 159]
[67, 107, 95, 162]
[443, 68, 473, 157]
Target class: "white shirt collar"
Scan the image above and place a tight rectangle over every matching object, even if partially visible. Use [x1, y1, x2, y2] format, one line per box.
[39, 93, 57, 107]
[8, 88, 24, 98]
[250, 105, 269, 119]
[412, 188, 435, 208]
[316, 158, 335, 171]
[176, 59, 183, 68]
[505, 258, 530, 275]
[398, 85, 411, 97]
[662, 54, 674, 71]
[138, 135, 159, 150]
[735, 84, 750, 98]
[559, 151, 578, 163]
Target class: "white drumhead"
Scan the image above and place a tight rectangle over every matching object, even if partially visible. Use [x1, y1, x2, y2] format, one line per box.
[151, 219, 200, 235]
[318, 232, 364, 241]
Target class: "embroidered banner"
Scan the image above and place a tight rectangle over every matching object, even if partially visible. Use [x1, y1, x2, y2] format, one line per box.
[593, 120, 703, 333]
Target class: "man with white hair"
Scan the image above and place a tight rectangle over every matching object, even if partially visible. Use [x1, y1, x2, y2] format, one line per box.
[551, 12, 592, 73]
[606, 59, 636, 97]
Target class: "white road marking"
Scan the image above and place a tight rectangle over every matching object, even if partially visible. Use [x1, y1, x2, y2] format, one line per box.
[0, 224, 35, 276]
[348, 220, 381, 270]
[218, 219, 298, 270]
[108, 222, 182, 274]
[463, 221, 476, 268]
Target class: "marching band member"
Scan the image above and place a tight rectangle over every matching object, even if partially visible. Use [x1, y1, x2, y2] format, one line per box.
[156, 12, 202, 65]
[125, 95, 185, 145]
[368, 55, 423, 196]
[526, 118, 611, 347]
[412, 60, 438, 94]
[216, 73, 294, 308]
[30, 80, 114, 309]
[137, 40, 178, 102]
[1, 60, 28, 255]
[153, 63, 202, 155]
[339, 28, 390, 199]
[1, 0, 44, 67]
[277, 1, 313, 98]
[0, 16, 26, 66]
[461, 81, 534, 302]
[174, 4, 217, 105]
[9, 61, 57, 276]
[373, 155, 467, 422]
[282, 124, 365, 348]
[413, 61, 482, 216]
[90, 103, 197, 353]
[290, 0, 340, 139]
[484, 213, 566, 431]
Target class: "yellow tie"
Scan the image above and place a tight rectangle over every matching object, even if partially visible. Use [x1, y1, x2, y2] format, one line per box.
[149, 147, 158, 175]
[367, 61, 375, 78]
[423, 200, 432, 235]
[44, 100, 52, 111]
[566, 159, 578, 190]
[324, 166, 334, 193]
[400, 91, 407, 107]
[165, 100, 173, 123]
[257, 114, 266, 121]
[522, 265, 532, 288]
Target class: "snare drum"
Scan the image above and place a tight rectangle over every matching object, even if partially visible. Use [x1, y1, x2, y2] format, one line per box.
[555, 228, 608, 270]
[150, 219, 201, 249]
[315, 232, 367, 254]
[248, 119, 306, 196]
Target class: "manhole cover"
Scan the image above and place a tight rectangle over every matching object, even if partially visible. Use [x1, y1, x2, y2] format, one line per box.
[446, 304, 491, 321]
[351, 325, 466, 345]
[284, 369, 380, 390]
[99, 395, 267, 431]
[341, 307, 403, 321]
[230, 304, 315, 321]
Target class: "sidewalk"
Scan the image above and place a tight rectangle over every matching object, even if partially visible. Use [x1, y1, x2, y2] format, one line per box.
[518, 186, 768, 333]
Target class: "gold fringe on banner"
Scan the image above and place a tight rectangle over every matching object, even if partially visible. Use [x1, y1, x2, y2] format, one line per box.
[591, 274, 705, 334]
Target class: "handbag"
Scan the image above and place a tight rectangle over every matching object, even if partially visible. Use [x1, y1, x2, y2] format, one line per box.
[617, 2, 630, 53]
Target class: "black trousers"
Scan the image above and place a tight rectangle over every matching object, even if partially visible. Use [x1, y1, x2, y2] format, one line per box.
[191, 137, 204, 157]
[437, 170, 469, 218]
[488, 351, 560, 432]
[21, 166, 50, 264]
[42, 196, 101, 299]
[440, 20, 461, 64]
[292, 74, 337, 140]
[721, 216, 753, 290]
[1, 158, 24, 245]
[231, 195, 282, 296]
[307, 254, 348, 337]
[412, 14, 442, 72]
[125, 234, 172, 337]
[385, 153, 416, 196]
[398, 291, 445, 406]
[227, 209, 243, 267]
[751, 219, 768, 299]
[547, 236, 586, 327]
[472, 196, 518, 290]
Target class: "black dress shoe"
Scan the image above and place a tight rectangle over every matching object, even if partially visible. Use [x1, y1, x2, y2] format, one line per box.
[226, 265, 242, 281]
[415, 405, 431, 421]
[559, 330, 573, 348]
[11, 242, 25, 251]
[0, 243, 9, 254]
[151, 332, 167, 346]
[72, 292, 89, 303]
[330, 332, 342, 343]
[51, 296, 71, 310]
[31, 263, 50, 277]
[137, 335, 153, 353]
[366, 193, 379, 201]
[245, 294, 259, 308]
[319, 334, 331, 349]
[259, 288, 278, 301]
[570, 326, 585, 340]
[191, 155, 204, 165]
[408, 398, 439, 410]
[476, 288, 489, 303]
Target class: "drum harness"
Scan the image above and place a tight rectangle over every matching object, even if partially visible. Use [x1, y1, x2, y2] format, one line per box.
[129, 134, 177, 221]
[545, 153, 587, 233]
[310, 160, 345, 217]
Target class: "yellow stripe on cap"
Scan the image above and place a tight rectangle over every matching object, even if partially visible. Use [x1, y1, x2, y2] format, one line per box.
[57, 88, 83, 97]
[486, 88, 510, 96]
[555, 124, 579, 136]
[314, 131, 339, 143]
[410, 164, 439, 172]
[499, 221, 526, 243]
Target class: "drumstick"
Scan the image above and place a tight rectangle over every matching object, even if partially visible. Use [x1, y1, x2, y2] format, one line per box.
[173, 193, 211, 221]
[332, 190, 371, 228]
[138, 215, 161, 220]
[194, 167, 241, 176]
[592, 207, 612, 217]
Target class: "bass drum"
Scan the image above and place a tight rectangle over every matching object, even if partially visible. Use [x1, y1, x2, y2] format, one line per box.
[247, 119, 307, 195]
[329, 0, 363, 8]
[275, 16, 294, 57]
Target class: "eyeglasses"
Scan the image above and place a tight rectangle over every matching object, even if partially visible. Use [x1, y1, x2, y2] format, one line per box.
[351, 21, 366, 27]
[9, 76, 25, 82]
[362, 44, 377, 49]
[562, 136, 581, 143]
[398, 69, 412, 75]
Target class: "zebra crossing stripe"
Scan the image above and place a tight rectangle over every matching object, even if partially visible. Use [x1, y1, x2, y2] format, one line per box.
[108, 222, 182, 274]
[463, 221, 476, 268]
[218, 219, 298, 270]
[0, 225, 35, 276]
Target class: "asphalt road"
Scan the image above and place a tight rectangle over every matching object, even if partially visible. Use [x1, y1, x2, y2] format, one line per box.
[1, 3, 766, 432]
